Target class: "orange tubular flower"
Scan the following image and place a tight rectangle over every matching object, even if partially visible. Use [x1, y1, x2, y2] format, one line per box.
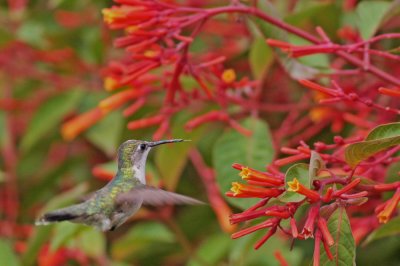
[378, 87, 400, 97]
[99, 89, 146, 112]
[377, 188, 400, 224]
[287, 178, 321, 202]
[238, 166, 284, 186]
[61, 108, 105, 141]
[230, 182, 283, 198]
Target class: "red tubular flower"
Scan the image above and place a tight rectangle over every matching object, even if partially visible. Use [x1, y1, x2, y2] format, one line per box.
[298, 80, 338, 97]
[333, 178, 361, 197]
[254, 225, 278, 250]
[185, 110, 229, 130]
[340, 191, 368, 199]
[377, 188, 400, 224]
[92, 166, 114, 181]
[322, 234, 334, 261]
[322, 187, 334, 202]
[302, 206, 319, 238]
[266, 39, 292, 49]
[230, 208, 273, 224]
[123, 97, 146, 117]
[237, 165, 284, 186]
[287, 178, 321, 202]
[274, 250, 289, 266]
[290, 217, 298, 238]
[313, 230, 322, 266]
[264, 210, 291, 219]
[231, 219, 276, 239]
[373, 181, 400, 192]
[229, 182, 284, 198]
[274, 154, 310, 166]
[317, 217, 334, 246]
[127, 114, 165, 130]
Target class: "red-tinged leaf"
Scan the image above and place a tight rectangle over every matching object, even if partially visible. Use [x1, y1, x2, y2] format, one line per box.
[320, 207, 356, 266]
[345, 123, 400, 167]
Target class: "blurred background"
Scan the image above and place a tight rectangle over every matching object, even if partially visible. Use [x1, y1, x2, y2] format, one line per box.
[1, 0, 400, 265]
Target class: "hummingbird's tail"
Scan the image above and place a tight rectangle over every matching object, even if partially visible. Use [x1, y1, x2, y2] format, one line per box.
[35, 203, 87, 226]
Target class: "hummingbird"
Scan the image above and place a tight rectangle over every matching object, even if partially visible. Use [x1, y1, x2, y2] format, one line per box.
[35, 139, 203, 231]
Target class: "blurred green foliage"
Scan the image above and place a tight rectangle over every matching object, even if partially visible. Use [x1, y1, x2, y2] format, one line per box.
[0, 0, 399, 265]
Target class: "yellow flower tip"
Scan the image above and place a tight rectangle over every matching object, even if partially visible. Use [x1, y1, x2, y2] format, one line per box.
[287, 178, 300, 192]
[239, 167, 250, 179]
[61, 123, 76, 141]
[125, 25, 138, 34]
[102, 8, 117, 24]
[144, 50, 158, 58]
[231, 182, 242, 196]
[104, 77, 119, 91]
[221, 69, 236, 84]
[377, 213, 389, 224]
[309, 107, 329, 123]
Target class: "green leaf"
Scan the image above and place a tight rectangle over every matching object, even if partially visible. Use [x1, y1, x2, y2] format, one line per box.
[21, 227, 52, 266]
[320, 207, 356, 266]
[229, 229, 303, 266]
[21, 89, 83, 152]
[85, 110, 124, 156]
[249, 37, 273, 79]
[50, 223, 83, 251]
[0, 170, 5, 183]
[365, 122, 400, 141]
[77, 227, 106, 257]
[17, 21, 47, 47]
[0, 239, 20, 266]
[364, 216, 400, 245]
[345, 123, 400, 167]
[187, 233, 231, 266]
[213, 117, 274, 209]
[356, 1, 391, 40]
[111, 222, 175, 260]
[155, 113, 204, 191]
[38, 182, 89, 215]
[279, 163, 310, 202]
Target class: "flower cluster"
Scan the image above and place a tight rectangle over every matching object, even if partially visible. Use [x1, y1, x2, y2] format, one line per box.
[227, 140, 400, 264]
[61, 0, 261, 141]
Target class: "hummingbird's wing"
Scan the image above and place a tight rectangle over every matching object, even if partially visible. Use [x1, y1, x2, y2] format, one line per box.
[116, 186, 204, 206]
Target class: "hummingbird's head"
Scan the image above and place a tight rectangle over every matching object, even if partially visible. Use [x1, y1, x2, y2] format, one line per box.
[117, 139, 185, 170]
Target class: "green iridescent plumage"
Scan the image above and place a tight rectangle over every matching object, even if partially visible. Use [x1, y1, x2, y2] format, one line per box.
[36, 139, 203, 231]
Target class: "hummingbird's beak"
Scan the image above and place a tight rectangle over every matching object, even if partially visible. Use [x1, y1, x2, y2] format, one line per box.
[148, 139, 187, 147]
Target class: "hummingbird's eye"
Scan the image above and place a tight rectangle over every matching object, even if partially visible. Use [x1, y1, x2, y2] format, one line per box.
[139, 144, 147, 151]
